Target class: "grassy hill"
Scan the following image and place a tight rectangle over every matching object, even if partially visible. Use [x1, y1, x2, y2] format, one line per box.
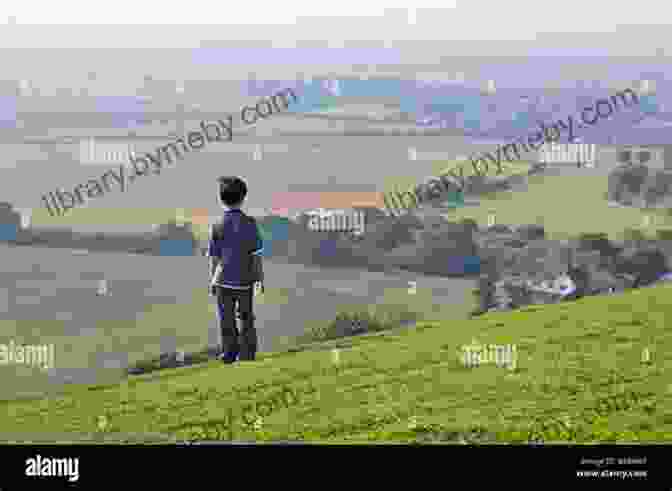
[1, 282, 670, 444]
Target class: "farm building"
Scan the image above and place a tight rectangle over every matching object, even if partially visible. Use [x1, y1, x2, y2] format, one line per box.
[79, 138, 135, 165]
[538, 143, 597, 167]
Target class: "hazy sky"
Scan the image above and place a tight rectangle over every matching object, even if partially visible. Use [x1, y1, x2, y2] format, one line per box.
[5, 0, 668, 39]
[7, 1, 439, 25]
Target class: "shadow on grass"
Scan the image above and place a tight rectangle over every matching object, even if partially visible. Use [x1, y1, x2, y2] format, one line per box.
[126, 305, 424, 377]
[126, 346, 221, 377]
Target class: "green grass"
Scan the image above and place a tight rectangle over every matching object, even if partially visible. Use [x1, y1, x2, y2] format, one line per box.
[1, 282, 670, 444]
[445, 173, 672, 240]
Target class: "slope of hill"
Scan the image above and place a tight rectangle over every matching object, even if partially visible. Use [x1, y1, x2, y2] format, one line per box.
[1, 281, 670, 444]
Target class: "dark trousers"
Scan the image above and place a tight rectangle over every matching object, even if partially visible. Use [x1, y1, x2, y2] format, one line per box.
[215, 286, 257, 362]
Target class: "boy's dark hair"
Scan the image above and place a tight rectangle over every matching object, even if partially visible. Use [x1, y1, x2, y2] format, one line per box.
[217, 176, 248, 207]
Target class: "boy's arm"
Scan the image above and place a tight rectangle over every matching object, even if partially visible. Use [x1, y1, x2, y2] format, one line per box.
[207, 224, 221, 288]
[209, 256, 221, 284]
[251, 221, 264, 284]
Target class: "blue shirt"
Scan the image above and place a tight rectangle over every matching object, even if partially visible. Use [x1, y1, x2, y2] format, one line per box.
[208, 209, 263, 289]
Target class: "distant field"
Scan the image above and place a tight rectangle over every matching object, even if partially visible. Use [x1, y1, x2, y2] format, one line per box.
[445, 173, 672, 240]
[381, 159, 533, 198]
[28, 167, 672, 243]
[31, 207, 182, 226]
[30, 207, 211, 240]
[438, 159, 533, 179]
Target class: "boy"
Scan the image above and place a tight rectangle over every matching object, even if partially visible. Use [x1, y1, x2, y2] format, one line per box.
[208, 176, 264, 363]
